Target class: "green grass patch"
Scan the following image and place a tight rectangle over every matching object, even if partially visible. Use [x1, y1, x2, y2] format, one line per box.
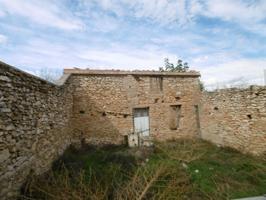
[20, 139, 266, 200]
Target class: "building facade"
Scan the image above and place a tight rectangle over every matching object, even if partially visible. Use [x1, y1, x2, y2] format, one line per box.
[66, 69, 202, 145]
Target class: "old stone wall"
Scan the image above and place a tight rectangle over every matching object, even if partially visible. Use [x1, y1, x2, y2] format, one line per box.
[201, 86, 266, 155]
[0, 62, 73, 199]
[69, 73, 202, 145]
[2, 62, 265, 199]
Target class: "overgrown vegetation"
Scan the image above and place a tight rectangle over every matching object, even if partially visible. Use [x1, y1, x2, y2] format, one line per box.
[20, 140, 266, 200]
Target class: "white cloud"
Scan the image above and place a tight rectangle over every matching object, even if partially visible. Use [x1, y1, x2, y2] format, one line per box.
[192, 52, 241, 67]
[1, 39, 173, 71]
[2, 0, 265, 33]
[76, 45, 176, 69]
[1, 36, 265, 90]
[204, 0, 266, 23]
[124, 0, 206, 26]
[90, 12, 120, 32]
[0, 0, 265, 89]
[84, 0, 199, 26]
[202, 0, 266, 35]
[0, 34, 7, 44]
[198, 59, 266, 89]
[129, 0, 184, 25]
[89, 0, 266, 34]
[93, 0, 126, 17]
[0, 0, 83, 30]
[0, 38, 85, 69]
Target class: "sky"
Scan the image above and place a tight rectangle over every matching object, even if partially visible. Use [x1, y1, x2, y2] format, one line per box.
[0, 0, 266, 89]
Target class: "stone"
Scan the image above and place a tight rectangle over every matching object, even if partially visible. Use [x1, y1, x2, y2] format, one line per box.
[0, 108, 11, 113]
[201, 86, 266, 155]
[0, 76, 11, 82]
[0, 149, 10, 163]
[5, 125, 15, 131]
[69, 69, 201, 145]
[181, 162, 188, 169]
[128, 134, 138, 147]
[0, 62, 73, 199]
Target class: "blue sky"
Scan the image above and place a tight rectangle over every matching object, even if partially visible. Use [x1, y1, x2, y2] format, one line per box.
[0, 0, 266, 89]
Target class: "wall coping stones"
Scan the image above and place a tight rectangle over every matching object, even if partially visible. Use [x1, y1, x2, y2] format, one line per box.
[0, 61, 71, 87]
[205, 86, 266, 95]
[64, 68, 201, 77]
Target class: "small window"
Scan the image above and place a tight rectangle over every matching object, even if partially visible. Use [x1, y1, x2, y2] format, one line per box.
[169, 105, 181, 130]
[150, 77, 163, 92]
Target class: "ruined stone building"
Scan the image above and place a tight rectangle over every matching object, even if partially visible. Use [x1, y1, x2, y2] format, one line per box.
[0, 61, 266, 199]
[66, 69, 202, 146]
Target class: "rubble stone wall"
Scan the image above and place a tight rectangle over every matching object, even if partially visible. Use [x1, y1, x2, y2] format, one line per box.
[1, 62, 266, 199]
[0, 62, 73, 199]
[70, 74, 202, 144]
[201, 86, 266, 155]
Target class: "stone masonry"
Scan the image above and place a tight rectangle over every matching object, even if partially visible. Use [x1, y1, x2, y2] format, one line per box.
[0, 62, 73, 199]
[201, 86, 266, 155]
[67, 69, 202, 145]
[0, 62, 266, 199]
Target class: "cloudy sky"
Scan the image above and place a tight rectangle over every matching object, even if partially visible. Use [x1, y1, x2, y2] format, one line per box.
[0, 0, 266, 89]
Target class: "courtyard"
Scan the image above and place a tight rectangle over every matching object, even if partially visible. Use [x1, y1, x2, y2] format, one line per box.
[20, 139, 266, 200]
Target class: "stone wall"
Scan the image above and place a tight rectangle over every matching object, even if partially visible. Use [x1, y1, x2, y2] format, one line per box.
[68, 71, 202, 145]
[201, 86, 266, 155]
[2, 62, 265, 199]
[0, 62, 73, 199]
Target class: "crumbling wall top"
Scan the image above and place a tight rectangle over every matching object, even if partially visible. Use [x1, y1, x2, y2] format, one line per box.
[64, 68, 201, 77]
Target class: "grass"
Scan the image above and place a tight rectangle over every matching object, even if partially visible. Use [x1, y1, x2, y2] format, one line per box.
[20, 139, 266, 200]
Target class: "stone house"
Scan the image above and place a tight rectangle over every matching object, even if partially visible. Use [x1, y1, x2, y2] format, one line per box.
[65, 69, 202, 146]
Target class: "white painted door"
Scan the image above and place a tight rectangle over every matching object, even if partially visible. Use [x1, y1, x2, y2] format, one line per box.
[134, 108, 149, 137]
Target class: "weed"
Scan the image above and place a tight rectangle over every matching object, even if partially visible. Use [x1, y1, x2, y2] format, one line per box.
[19, 139, 266, 200]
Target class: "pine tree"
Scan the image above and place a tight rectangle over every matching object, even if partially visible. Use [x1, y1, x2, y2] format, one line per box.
[159, 58, 190, 72]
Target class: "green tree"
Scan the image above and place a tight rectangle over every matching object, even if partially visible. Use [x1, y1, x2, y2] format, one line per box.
[160, 58, 190, 72]
[183, 62, 189, 71]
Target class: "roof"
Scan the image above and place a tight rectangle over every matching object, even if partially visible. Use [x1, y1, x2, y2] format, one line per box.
[63, 69, 201, 77]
